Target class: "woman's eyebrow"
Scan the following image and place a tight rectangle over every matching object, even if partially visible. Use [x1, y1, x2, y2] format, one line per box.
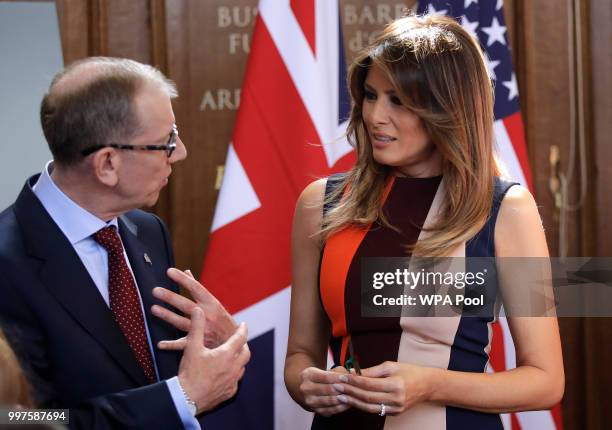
[365, 82, 397, 96]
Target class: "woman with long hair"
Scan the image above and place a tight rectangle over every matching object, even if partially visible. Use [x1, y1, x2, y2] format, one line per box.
[0, 328, 32, 408]
[285, 14, 563, 429]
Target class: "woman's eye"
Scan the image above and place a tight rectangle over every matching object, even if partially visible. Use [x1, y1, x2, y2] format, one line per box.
[364, 90, 376, 101]
[390, 95, 403, 106]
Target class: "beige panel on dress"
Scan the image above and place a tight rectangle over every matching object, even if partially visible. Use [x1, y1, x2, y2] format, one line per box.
[384, 178, 466, 430]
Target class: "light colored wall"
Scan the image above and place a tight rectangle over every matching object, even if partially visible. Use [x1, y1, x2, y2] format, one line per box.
[0, 2, 63, 210]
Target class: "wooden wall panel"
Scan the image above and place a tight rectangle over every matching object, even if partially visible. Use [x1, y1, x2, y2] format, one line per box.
[519, 0, 573, 254]
[55, 0, 90, 63]
[584, 2, 612, 430]
[591, 0, 612, 257]
[101, 0, 151, 62]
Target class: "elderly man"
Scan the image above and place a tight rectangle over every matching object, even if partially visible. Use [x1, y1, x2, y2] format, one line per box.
[0, 57, 249, 429]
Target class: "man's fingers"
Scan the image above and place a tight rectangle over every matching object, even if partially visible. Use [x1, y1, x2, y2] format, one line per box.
[185, 269, 195, 279]
[167, 268, 206, 295]
[158, 337, 187, 350]
[167, 268, 196, 290]
[167, 268, 218, 305]
[151, 304, 191, 331]
[237, 345, 251, 367]
[185, 307, 206, 355]
[221, 322, 248, 353]
[153, 287, 196, 315]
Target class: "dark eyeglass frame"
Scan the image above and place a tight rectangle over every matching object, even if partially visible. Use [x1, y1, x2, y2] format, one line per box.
[81, 124, 178, 158]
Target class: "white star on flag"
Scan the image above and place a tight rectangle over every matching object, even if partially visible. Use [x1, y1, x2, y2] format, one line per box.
[487, 58, 501, 81]
[481, 16, 507, 46]
[465, 0, 479, 8]
[460, 15, 479, 39]
[426, 4, 448, 16]
[503, 73, 519, 100]
[497, 0, 504, 11]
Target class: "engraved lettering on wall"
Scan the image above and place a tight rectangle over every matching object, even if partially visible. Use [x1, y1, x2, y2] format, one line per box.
[199, 88, 242, 111]
[343, 3, 411, 53]
[217, 6, 258, 54]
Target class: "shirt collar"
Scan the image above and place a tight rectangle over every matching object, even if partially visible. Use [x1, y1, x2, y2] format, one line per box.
[33, 160, 118, 245]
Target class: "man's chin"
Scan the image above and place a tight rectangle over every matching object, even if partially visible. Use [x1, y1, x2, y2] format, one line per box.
[142, 192, 161, 208]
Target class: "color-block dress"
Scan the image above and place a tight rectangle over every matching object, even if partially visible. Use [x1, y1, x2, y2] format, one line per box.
[312, 174, 517, 430]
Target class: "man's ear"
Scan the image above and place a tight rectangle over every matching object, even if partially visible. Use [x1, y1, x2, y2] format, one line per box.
[91, 148, 120, 187]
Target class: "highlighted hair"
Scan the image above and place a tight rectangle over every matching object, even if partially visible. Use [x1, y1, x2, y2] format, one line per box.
[321, 15, 499, 256]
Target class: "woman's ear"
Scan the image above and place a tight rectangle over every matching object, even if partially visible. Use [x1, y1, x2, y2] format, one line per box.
[91, 148, 120, 187]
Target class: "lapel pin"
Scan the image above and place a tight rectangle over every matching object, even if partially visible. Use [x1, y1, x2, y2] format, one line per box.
[144, 253, 152, 265]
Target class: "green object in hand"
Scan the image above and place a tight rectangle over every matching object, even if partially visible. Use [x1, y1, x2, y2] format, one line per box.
[344, 339, 362, 375]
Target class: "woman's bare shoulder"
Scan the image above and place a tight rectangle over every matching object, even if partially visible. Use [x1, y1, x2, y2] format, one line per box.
[496, 184, 549, 257]
[296, 178, 327, 209]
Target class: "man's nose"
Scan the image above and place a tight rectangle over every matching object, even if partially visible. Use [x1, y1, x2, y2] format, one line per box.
[170, 136, 187, 163]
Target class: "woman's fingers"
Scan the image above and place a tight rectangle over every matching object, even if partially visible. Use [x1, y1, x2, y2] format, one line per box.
[315, 404, 350, 417]
[302, 367, 346, 384]
[301, 379, 339, 396]
[360, 361, 396, 378]
[305, 393, 343, 408]
[345, 373, 396, 393]
[337, 394, 401, 416]
[338, 381, 398, 406]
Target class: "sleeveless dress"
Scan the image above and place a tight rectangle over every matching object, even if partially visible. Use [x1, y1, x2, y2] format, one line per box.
[312, 174, 517, 430]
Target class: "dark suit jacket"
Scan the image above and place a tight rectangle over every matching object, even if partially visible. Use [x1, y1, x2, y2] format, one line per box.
[0, 176, 190, 429]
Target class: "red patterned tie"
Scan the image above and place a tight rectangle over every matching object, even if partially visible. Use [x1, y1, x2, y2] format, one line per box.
[93, 226, 156, 383]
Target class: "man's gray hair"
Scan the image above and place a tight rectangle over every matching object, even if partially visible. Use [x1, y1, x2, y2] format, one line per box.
[40, 57, 178, 166]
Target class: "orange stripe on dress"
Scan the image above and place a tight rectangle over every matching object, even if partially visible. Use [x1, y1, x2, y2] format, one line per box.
[319, 177, 396, 352]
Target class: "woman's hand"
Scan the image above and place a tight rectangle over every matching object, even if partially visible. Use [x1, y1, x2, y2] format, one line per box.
[335, 361, 437, 415]
[299, 366, 351, 416]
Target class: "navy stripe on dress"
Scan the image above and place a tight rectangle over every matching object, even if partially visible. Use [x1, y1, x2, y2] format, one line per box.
[446, 177, 518, 430]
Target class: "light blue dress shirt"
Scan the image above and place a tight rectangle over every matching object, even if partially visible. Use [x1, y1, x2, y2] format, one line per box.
[33, 161, 200, 430]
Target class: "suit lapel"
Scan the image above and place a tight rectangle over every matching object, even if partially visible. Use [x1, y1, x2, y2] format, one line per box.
[15, 179, 149, 386]
[119, 216, 180, 380]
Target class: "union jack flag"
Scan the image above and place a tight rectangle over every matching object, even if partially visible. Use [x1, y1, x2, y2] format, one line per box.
[202, 1, 352, 428]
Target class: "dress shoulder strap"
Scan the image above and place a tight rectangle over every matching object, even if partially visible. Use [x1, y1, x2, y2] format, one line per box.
[466, 176, 520, 257]
[323, 173, 348, 216]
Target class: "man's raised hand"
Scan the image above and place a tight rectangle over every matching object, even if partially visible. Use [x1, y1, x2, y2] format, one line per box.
[178, 307, 250, 414]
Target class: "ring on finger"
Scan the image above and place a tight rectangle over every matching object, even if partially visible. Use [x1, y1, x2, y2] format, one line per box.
[379, 403, 386, 417]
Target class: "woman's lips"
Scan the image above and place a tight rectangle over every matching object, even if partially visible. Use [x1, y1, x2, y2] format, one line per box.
[371, 133, 397, 149]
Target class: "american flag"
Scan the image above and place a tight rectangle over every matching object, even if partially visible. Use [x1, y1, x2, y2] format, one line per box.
[201, 1, 352, 428]
[416, 1, 561, 430]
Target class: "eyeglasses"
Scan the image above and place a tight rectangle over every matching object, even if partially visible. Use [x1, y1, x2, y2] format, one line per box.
[81, 124, 178, 158]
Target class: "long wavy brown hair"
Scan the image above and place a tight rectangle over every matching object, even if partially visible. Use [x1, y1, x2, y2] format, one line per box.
[321, 14, 499, 257]
[0, 329, 32, 407]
